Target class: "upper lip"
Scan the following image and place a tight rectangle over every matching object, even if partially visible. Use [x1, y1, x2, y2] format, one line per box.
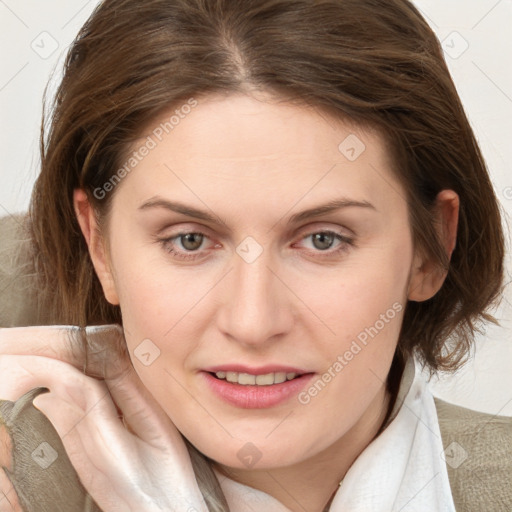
[203, 364, 311, 375]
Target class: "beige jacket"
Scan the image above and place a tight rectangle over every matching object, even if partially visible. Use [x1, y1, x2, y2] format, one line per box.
[1, 214, 511, 511]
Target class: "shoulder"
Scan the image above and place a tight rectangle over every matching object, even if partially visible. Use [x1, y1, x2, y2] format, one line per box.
[434, 396, 512, 511]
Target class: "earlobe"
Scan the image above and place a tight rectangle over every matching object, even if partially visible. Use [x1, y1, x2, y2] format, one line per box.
[73, 189, 120, 306]
[407, 189, 459, 302]
[407, 252, 443, 302]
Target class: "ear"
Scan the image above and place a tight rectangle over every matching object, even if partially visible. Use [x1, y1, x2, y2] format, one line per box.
[73, 189, 120, 306]
[407, 189, 459, 302]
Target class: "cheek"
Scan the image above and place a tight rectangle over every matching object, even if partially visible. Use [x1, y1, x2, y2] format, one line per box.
[296, 241, 411, 344]
[110, 244, 209, 331]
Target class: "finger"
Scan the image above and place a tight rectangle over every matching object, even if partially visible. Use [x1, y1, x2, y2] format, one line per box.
[46, 383, 208, 511]
[0, 325, 129, 380]
[0, 326, 78, 363]
[0, 353, 105, 405]
[33, 391, 203, 512]
[0, 352, 168, 452]
[14, 357, 138, 474]
[23, 355, 186, 468]
[31, 368, 152, 462]
[25, 357, 207, 511]
[32, 389, 130, 470]
[31, 392, 138, 512]
[0, 355, 70, 401]
[76, 325, 130, 380]
[0, 470, 22, 512]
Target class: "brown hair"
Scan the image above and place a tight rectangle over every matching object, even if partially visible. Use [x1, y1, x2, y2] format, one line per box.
[27, 0, 505, 508]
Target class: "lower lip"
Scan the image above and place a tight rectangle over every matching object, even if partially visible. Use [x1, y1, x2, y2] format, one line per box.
[201, 371, 315, 409]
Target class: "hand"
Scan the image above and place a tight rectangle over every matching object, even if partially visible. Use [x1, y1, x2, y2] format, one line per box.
[0, 471, 21, 512]
[0, 325, 209, 512]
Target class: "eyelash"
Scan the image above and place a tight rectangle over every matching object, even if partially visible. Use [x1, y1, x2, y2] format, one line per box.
[156, 230, 355, 262]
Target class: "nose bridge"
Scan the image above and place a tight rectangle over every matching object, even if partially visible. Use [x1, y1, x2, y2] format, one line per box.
[217, 239, 291, 344]
[235, 246, 274, 309]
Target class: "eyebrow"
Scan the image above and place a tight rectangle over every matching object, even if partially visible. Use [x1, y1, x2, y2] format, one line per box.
[138, 196, 376, 226]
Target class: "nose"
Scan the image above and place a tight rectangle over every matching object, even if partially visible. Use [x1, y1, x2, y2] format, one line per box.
[216, 244, 294, 348]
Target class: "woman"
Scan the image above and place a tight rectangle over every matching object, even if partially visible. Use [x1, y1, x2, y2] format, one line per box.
[0, 0, 510, 510]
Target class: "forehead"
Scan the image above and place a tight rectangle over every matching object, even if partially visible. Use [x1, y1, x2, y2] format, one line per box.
[114, 92, 406, 218]
[145, 92, 381, 160]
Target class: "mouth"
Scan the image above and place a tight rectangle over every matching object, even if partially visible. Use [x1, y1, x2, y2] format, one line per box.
[201, 369, 315, 409]
[208, 370, 303, 386]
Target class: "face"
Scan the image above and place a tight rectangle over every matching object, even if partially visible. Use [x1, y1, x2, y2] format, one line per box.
[86, 92, 424, 470]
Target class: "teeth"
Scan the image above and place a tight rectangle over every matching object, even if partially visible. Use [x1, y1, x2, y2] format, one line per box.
[238, 373, 256, 385]
[226, 371, 238, 383]
[256, 373, 274, 385]
[274, 372, 286, 384]
[214, 371, 298, 386]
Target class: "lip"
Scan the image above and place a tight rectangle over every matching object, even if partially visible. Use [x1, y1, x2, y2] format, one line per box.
[203, 364, 310, 375]
[201, 371, 315, 409]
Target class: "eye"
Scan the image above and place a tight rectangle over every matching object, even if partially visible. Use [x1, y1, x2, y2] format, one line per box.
[157, 231, 213, 261]
[156, 228, 354, 262]
[296, 230, 354, 257]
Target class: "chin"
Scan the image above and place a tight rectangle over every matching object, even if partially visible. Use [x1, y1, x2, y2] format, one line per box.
[189, 432, 315, 472]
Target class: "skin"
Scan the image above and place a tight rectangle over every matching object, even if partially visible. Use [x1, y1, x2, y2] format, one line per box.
[0, 422, 22, 512]
[74, 92, 459, 511]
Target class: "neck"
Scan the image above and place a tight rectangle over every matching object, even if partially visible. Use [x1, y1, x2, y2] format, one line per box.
[214, 383, 393, 512]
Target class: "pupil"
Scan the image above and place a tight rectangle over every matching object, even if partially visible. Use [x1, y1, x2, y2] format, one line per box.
[313, 233, 333, 250]
[182, 233, 203, 250]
